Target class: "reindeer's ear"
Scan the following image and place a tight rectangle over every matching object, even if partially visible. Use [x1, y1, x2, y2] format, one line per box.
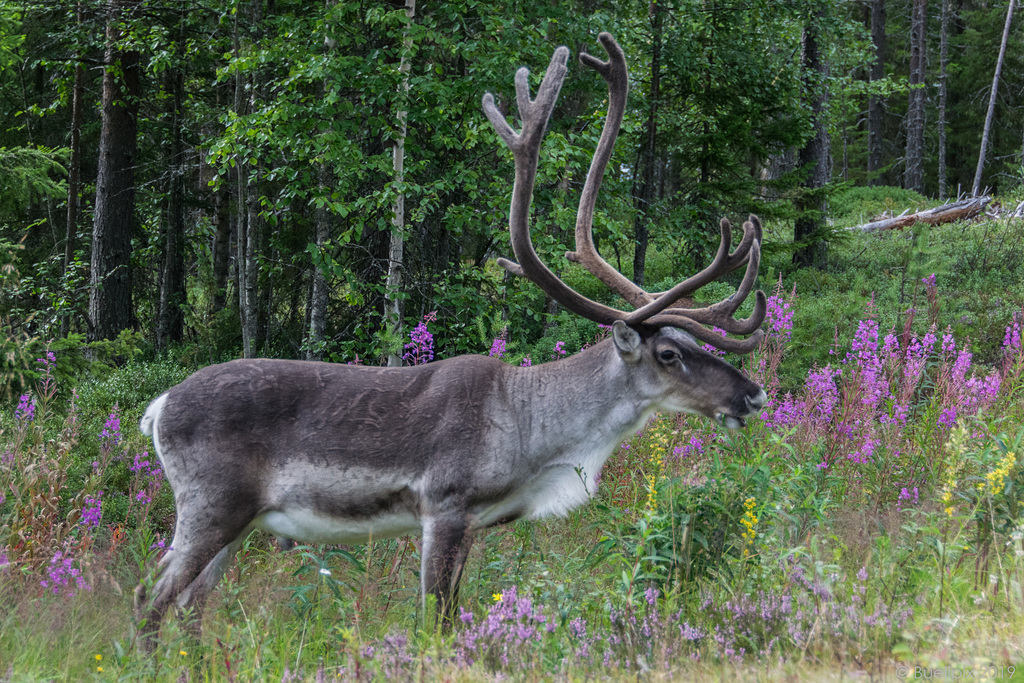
[611, 321, 642, 364]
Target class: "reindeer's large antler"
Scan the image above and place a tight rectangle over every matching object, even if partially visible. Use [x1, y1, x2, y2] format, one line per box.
[483, 33, 766, 354]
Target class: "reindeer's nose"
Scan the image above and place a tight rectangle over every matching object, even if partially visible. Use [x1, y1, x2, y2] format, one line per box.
[745, 389, 767, 413]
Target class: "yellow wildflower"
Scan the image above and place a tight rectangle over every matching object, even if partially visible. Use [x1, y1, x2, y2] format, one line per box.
[740, 497, 759, 557]
[492, 592, 502, 602]
[985, 451, 1016, 495]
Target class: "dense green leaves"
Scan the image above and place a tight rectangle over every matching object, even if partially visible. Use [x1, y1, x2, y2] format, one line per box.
[0, 0, 1020, 360]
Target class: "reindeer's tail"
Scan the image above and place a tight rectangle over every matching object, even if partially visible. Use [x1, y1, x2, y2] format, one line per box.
[139, 393, 169, 438]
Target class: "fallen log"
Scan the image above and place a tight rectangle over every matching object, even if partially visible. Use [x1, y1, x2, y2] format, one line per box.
[848, 195, 992, 232]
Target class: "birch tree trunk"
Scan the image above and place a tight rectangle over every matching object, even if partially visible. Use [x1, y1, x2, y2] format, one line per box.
[384, 0, 415, 367]
[972, 0, 1016, 197]
[904, 0, 927, 193]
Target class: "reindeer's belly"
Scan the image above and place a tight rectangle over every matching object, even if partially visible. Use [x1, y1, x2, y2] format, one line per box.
[255, 463, 422, 543]
[255, 508, 421, 544]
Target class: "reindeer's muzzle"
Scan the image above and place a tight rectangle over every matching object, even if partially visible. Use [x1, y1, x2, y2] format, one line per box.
[716, 387, 767, 429]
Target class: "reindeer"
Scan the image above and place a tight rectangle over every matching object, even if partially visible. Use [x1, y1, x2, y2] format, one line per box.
[134, 33, 767, 651]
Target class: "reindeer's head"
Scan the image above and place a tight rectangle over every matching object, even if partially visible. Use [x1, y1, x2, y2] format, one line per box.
[484, 32, 768, 426]
[608, 322, 766, 429]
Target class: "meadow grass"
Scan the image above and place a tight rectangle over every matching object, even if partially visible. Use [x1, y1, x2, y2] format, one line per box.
[3, 216, 1024, 681]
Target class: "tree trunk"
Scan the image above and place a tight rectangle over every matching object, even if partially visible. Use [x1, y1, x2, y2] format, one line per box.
[306, 6, 337, 361]
[904, 0, 927, 193]
[631, 0, 661, 289]
[972, 0, 1016, 197]
[157, 68, 186, 350]
[793, 18, 829, 268]
[235, 0, 262, 358]
[88, 0, 140, 342]
[244, 184, 263, 357]
[62, 2, 85, 338]
[847, 196, 991, 232]
[307, 165, 331, 360]
[938, 0, 950, 199]
[867, 0, 886, 185]
[384, 0, 415, 367]
[211, 182, 231, 313]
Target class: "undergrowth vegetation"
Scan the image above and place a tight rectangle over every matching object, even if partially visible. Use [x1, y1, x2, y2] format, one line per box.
[3, 209, 1024, 680]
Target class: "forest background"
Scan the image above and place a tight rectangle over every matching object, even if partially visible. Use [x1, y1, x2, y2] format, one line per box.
[3, 0, 1024, 680]
[2, 0, 1023, 365]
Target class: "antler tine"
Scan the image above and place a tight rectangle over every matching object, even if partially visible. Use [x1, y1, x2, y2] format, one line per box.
[635, 216, 767, 340]
[485, 44, 627, 325]
[626, 215, 763, 324]
[564, 33, 649, 310]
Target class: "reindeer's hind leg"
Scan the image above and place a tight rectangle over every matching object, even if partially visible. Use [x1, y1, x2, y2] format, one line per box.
[135, 516, 251, 653]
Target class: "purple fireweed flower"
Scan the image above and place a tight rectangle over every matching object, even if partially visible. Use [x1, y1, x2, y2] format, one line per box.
[488, 338, 506, 359]
[898, 487, 920, 510]
[804, 366, 839, 425]
[673, 434, 706, 459]
[951, 348, 973, 385]
[1004, 314, 1022, 354]
[403, 314, 436, 366]
[552, 341, 566, 359]
[99, 407, 121, 448]
[15, 394, 35, 422]
[701, 327, 728, 357]
[130, 451, 164, 506]
[765, 292, 794, 340]
[519, 355, 532, 367]
[36, 350, 56, 393]
[848, 435, 877, 464]
[921, 273, 936, 290]
[40, 551, 89, 597]
[881, 332, 900, 361]
[81, 492, 103, 529]
[941, 331, 956, 355]
[849, 319, 878, 360]
[901, 330, 937, 390]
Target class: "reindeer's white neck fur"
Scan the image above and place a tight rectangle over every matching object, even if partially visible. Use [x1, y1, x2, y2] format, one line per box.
[475, 343, 658, 523]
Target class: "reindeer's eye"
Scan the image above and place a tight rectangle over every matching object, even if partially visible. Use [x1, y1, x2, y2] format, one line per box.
[659, 349, 677, 362]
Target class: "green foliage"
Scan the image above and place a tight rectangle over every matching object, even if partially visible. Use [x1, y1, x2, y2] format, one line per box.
[0, 146, 68, 215]
[829, 185, 930, 225]
[74, 356, 189, 426]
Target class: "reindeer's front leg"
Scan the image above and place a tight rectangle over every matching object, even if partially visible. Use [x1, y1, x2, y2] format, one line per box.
[420, 513, 474, 628]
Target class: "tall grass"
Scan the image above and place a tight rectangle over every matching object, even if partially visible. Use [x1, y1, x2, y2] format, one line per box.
[2, 268, 1024, 680]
